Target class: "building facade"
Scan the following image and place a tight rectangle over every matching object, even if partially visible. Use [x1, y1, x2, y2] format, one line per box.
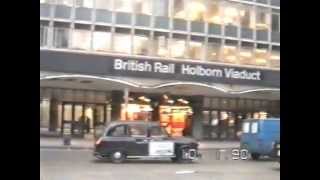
[40, 0, 280, 140]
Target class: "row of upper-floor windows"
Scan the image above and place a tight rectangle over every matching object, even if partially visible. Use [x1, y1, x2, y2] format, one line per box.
[40, 25, 280, 69]
[40, 0, 280, 33]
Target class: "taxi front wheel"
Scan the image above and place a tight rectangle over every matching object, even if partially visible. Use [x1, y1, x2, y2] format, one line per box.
[111, 151, 126, 163]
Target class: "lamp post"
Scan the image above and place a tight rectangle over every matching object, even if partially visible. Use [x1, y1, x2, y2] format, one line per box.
[124, 88, 129, 121]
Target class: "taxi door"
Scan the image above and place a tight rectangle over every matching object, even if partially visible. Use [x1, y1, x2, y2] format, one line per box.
[126, 124, 149, 156]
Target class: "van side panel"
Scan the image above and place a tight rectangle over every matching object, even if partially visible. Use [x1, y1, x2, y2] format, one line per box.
[240, 119, 280, 156]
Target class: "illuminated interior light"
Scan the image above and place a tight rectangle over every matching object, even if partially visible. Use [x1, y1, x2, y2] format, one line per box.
[240, 10, 246, 16]
[256, 58, 267, 63]
[224, 46, 237, 50]
[208, 16, 223, 24]
[211, 52, 217, 56]
[240, 52, 252, 57]
[256, 23, 268, 29]
[225, 56, 237, 61]
[163, 94, 168, 100]
[255, 49, 267, 53]
[224, 7, 238, 17]
[167, 100, 174, 104]
[143, 98, 151, 102]
[270, 55, 280, 60]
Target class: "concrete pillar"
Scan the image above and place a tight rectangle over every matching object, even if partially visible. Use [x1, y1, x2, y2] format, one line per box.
[191, 96, 204, 140]
[111, 91, 123, 121]
[49, 98, 59, 132]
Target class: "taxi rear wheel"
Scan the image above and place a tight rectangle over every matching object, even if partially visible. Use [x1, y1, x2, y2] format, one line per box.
[171, 148, 193, 163]
[110, 151, 126, 163]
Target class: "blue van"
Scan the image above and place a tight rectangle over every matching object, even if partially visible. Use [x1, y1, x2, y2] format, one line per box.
[240, 118, 280, 160]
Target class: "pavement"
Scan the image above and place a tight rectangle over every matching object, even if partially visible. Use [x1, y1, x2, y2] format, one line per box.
[40, 148, 280, 180]
[40, 137, 240, 150]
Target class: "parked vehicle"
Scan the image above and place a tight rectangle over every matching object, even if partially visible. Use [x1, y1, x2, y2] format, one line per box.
[93, 121, 201, 163]
[240, 118, 280, 160]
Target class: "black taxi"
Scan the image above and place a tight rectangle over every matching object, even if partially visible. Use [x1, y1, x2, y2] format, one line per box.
[93, 121, 201, 163]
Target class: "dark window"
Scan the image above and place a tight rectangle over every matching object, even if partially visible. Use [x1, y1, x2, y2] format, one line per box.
[108, 125, 127, 137]
[272, 14, 280, 32]
[128, 124, 147, 137]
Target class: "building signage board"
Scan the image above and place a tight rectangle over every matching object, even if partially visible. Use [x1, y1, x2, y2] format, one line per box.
[113, 59, 262, 81]
[40, 50, 280, 87]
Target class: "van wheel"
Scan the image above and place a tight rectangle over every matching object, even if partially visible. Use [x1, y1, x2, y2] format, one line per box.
[111, 151, 126, 163]
[251, 153, 260, 160]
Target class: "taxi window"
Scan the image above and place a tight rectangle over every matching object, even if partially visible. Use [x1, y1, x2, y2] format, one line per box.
[150, 126, 167, 137]
[107, 125, 127, 137]
[242, 122, 250, 133]
[128, 124, 147, 137]
[251, 122, 259, 134]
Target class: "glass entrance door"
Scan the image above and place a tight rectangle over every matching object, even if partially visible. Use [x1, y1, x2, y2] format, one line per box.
[61, 102, 107, 137]
[73, 104, 84, 137]
[61, 103, 75, 136]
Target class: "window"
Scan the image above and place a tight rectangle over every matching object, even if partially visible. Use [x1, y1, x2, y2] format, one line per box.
[53, 28, 69, 48]
[207, 39, 221, 62]
[221, 99, 229, 109]
[205, 0, 222, 24]
[113, 33, 131, 54]
[40, 0, 50, 4]
[253, 48, 268, 66]
[211, 98, 219, 108]
[170, 38, 187, 58]
[242, 122, 250, 133]
[153, 32, 169, 57]
[272, 14, 280, 32]
[211, 111, 219, 126]
[133, 35, 150, 55]
[95, 0, 112, 10]
[71, 29, 91, 50]
[240, 6, 255, 29]
[114, 0, 133, 13]
[40, 99, 50, 129]
[108, 125, 127, 137]
[172, 0, 206, 21]
[251, 122, 258, 133]
[239, 47, 253, 65]
[134, 0, 152, 15]
[221, 45, 238, 64]
[54, 0, 73, 6]
[203, 97, 210, 108]
[270, 50, 280, 68]
[75, 0, 93, 8]
[202, 111, 210, 125]
[129, 124, 147, 137]
[92, 31, 111, 52]
[150, 126, 167, 137]
[189, 39, 204, 60]
[221, 2, 241, 26]
[256, 8, 270, 30]
[40, 26, 48, 47]
[154, 0, 169, 17]
[229, 99, 236, 109]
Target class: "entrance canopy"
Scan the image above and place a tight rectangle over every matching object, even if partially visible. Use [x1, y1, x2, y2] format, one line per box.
[40, 71, 280, 100]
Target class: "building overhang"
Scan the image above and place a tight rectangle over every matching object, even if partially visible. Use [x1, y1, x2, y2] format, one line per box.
[40, 71, 280, 100]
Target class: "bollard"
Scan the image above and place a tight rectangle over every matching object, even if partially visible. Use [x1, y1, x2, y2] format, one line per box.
[62, 123, 72, 146]
[63, 135, 71, 146]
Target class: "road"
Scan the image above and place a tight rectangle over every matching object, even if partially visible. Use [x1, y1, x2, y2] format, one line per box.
[40, 148, 280, 180]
